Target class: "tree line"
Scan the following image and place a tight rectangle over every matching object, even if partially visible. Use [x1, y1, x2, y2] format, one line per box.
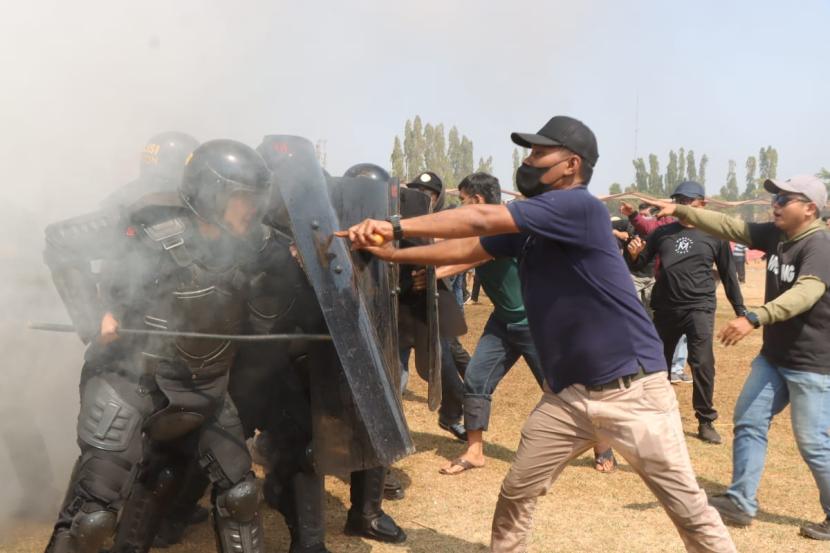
[389, 116, 494, 188]
[608, 146, 780, 201]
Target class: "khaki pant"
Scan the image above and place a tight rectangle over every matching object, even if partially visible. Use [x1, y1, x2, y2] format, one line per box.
[490, 373, 735, 553]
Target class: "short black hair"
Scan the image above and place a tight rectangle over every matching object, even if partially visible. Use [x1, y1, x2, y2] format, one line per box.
[560, 147, 592, 184]
[458, 172, 501, 205]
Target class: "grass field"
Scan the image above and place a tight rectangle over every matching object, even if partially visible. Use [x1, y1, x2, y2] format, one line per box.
[1, 261, 823, 552]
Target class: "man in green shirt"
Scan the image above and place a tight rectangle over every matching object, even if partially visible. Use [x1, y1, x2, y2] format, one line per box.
[405, 173, 543, 474]
[646, 174, 830, 541]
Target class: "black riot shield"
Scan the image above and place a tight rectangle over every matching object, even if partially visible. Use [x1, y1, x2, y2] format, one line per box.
[328, 176, 401, 393]
[265, 136, 413, 472]
[399, 187, 441, 411]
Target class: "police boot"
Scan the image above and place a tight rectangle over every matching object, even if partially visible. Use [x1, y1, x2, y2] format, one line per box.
[344, 467, 406, 544]
[383, 468, 405, 501]
[153, 469, 210, 548]
[110, 466, 179, 553]
[283, 472, 330, 553]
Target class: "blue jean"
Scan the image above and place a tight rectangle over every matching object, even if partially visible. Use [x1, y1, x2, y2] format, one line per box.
[727, 354, 830, 517]
[463, 314, 544, 432]
[670, 334, 688, 376]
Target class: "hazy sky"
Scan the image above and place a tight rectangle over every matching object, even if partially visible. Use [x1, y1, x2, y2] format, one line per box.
[1, 0, 829, 220]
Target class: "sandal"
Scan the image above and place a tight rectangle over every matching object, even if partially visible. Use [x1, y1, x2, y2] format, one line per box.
[594, 448, 618, 474]
[439, 458, 481, 475]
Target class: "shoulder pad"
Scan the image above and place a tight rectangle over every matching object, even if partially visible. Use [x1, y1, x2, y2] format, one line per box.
[139, 215, 193, 267]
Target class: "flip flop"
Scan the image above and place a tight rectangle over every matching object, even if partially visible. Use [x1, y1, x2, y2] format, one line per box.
[439, 458, 481, 475]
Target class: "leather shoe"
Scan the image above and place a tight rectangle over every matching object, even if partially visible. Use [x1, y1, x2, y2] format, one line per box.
[344, 509, 406, 543]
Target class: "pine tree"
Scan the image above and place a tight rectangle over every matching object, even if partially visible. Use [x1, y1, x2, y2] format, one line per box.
[447, 126, 463, 184]
[460, 136, 474, 180]
[390, 136, 405, 179]
[720, 159, 739, 200]
[647, 154, 663, 195]
[677, 148, 686, 184]
[632, 158, 648, 191]
[744, 156, 757, 198]
[698, 154, 709, 186]
[665, 150, 679, 195]
[686, 150, 697, 181]
[609, 182, 622, 195]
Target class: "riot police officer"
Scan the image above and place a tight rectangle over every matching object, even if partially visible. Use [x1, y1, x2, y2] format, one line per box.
[44, 139, 270, 553]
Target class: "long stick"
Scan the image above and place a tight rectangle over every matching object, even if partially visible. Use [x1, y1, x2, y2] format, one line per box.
[27, 322, 331, 342]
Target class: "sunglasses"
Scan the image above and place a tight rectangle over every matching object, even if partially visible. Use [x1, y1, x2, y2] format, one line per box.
[771, 193, 810, 208]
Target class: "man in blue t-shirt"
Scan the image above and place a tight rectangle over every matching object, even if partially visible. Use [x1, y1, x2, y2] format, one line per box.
[338, 116, 735, 552]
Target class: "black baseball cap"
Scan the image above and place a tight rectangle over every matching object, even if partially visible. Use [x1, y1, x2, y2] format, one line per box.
[511, 116, 599, 167]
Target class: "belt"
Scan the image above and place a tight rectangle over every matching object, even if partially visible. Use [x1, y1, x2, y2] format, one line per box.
[585, 366, 649, 392]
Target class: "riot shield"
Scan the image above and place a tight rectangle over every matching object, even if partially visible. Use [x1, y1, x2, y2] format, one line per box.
[399, 187, 441, 411]
[264, 135, 412, 472]
[328, 176, 401, 393]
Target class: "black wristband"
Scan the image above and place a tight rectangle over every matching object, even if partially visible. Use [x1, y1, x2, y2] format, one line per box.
[387, 215, 403, 241]
[744, 311, 761, 329]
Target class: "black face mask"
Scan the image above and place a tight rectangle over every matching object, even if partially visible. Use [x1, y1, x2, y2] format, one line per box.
[515, 159, 569, 197]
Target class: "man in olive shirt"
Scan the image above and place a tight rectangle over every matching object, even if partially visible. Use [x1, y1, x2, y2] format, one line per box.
[647, 174, 830, 541]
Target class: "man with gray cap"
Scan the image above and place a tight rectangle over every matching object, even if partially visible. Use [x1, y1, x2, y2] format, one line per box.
[339, 116, 736, 552]
[628, 180, 746, 445]
[646, 174, 830, 541]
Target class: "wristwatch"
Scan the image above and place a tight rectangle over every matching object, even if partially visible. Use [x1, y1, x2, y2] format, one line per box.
[387, 215, 404, 241]
[744, 311, 761, 329]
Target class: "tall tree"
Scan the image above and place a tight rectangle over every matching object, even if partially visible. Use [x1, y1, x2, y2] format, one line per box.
[403, 119, 416, 180]
[411, 116, 426, 179]
[744, 155, 758, 198]
[686, 150, 697, 181]
[819, 168, 830, 190]
[720, 159, 739, 200]
[447, 126, 463, 184]
[758, 147, 769, 181]
[647, 154, 663, 195]
[432, 123, 452, 186]
[390, 136, 405, 179]
[460, 136, 474, 180]
[698, 154, 709, 186]
[677, 147, 686, 184]
[476, 156, 494, 174]
[632, 158, 648, 192]
[609, 182, 623, 195]
[765, 146, 778, 180]
[665, 150, 679, 194]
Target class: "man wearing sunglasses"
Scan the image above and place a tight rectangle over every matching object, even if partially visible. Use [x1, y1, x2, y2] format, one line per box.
[628, 180, 746, 445]
[644, 175, 830, 541]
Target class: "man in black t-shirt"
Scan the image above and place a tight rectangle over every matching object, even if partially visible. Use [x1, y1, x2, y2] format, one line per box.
[647, 174, 830, 541]
[630, 181, 746, 445]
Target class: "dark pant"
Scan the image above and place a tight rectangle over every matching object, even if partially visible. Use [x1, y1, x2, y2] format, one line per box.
[399, 340, 465, 425]
[463, 315, 544, 432]
[734, 257, 746, 283]
[653, 309, 718, 423]
[439, 338, 465, 425]
[471, 275, 481, 302]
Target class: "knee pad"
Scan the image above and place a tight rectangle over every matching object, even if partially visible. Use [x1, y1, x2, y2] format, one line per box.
[70, 509, 117, 553]
[216, 475, 261, 523]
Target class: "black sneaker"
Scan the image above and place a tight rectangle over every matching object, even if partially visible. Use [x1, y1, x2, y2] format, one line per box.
[698, 421, 722, 444]
[801, 517, 830, 540]
[438, 420, 468, 442]
[708, 494, 753, 527]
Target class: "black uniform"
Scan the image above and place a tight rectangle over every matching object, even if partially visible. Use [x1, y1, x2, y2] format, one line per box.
[45, 139, 269, 553]
[638, 223, 746, 423]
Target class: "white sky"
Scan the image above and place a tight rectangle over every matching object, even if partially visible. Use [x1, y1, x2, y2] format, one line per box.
[1, 0, 829, 222]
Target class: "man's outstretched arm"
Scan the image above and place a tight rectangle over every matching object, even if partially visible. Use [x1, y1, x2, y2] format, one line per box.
[370, 237, 493, 267]
[337, 204, 518, 248]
